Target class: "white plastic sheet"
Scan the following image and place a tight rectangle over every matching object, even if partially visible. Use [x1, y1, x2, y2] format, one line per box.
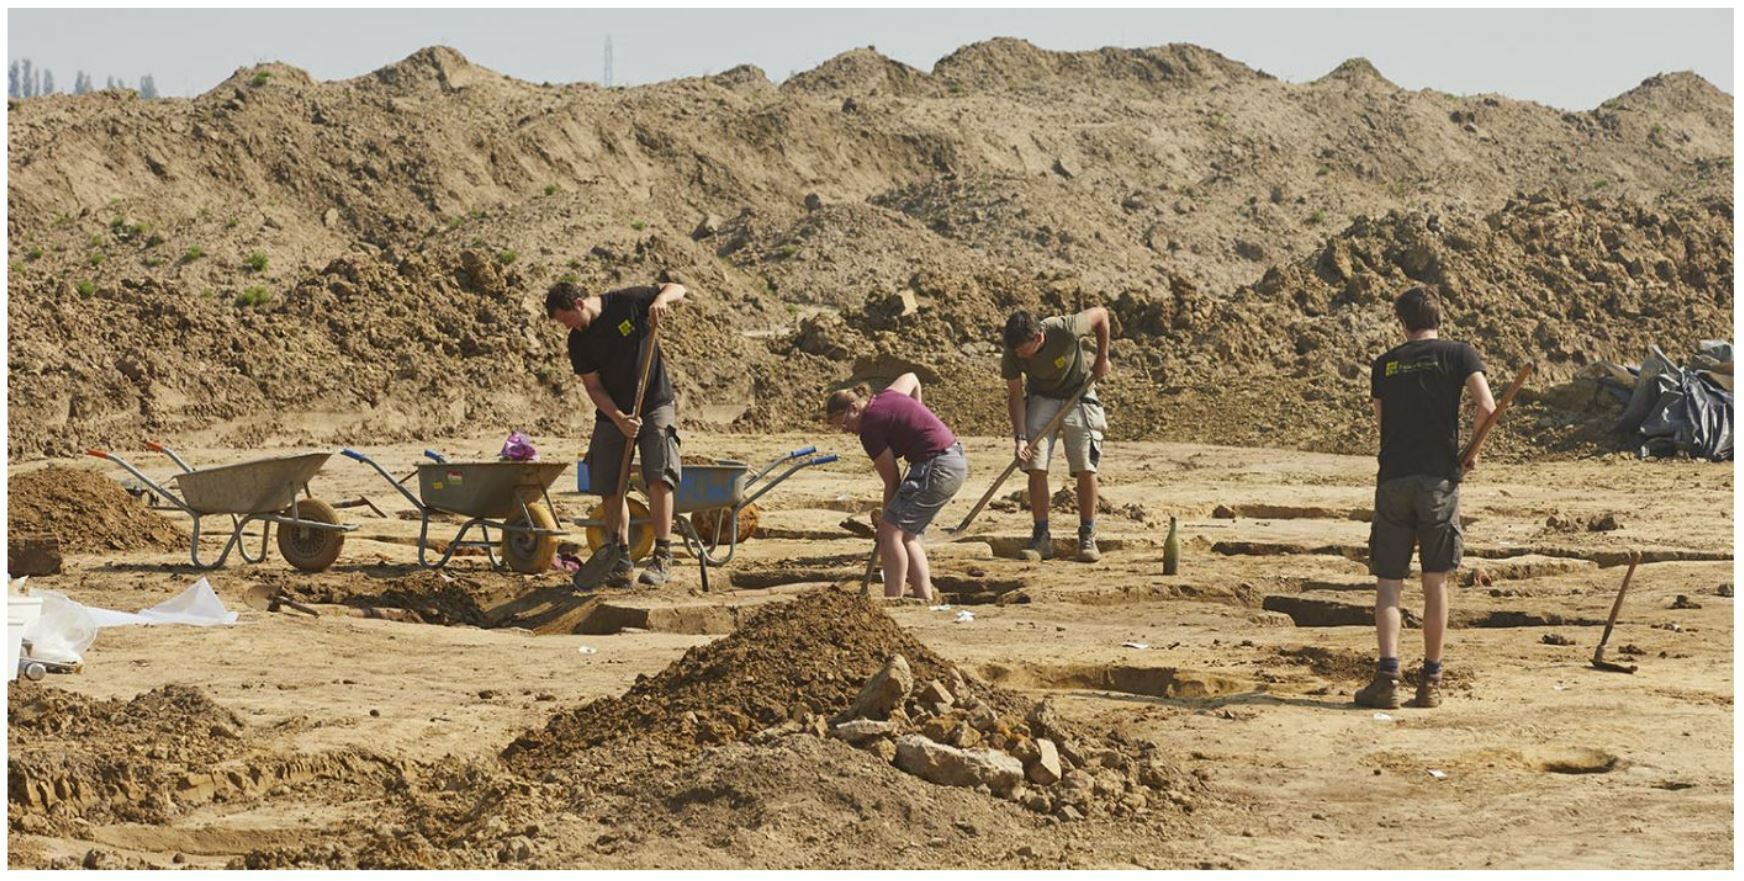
[91, 577, 239, 628]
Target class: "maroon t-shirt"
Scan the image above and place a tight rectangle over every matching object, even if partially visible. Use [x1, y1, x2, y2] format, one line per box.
[859, 390, 956, 464]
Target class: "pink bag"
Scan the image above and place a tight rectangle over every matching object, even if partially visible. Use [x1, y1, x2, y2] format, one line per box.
[499, 431, 538, 462]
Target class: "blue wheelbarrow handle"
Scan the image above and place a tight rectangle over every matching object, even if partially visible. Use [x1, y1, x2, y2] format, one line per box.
[788, 445, 817, 459]
[811, 454, 839, 465]
[424, 449, 449, 463]
[340, 448, 368, 462]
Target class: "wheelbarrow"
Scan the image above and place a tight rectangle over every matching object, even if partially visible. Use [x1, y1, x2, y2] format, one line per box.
[341, 448, 568, 573]
[574, 445, 837, 591]
[87, 443, 356, 571]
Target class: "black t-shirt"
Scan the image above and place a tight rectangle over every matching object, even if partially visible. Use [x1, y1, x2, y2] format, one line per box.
[567, 285, 673, 420]
[1370, 338, 1484, 482]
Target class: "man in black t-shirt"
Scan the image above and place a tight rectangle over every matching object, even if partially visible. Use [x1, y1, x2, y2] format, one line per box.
[546, 280, 688, 587]
[1358, 285, 1495, 711]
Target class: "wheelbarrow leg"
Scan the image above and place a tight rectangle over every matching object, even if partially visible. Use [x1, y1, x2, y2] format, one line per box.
[675, 518, 711, 593]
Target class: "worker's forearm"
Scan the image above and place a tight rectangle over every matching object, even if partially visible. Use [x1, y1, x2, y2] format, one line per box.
[585, 385, 624, 421]
[1007, 394, 1026, 440]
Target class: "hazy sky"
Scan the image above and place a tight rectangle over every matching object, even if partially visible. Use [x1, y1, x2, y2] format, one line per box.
[8, 8, 1733, 110]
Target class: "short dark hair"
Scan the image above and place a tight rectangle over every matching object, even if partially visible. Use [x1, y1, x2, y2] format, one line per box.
[1394, 285, 1441, 332]
[1003, 311, 1043, 349]
[545, 282, 583, 317]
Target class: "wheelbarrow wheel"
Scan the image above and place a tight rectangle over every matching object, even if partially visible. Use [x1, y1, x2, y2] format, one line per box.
[277, 498, 345, 572]
[585, 497, 656, 562]
[501, 502, 558, 574]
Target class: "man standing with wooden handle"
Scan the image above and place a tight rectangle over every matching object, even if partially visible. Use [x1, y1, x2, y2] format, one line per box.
[1001, 307, 1112, 563]
[1358, 285, 1496, 711]
[547, 279, 688, 588]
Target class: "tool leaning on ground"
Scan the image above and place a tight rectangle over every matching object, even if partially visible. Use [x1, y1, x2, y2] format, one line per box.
[1591, 551, 1642, 674]
[573, 325, 661, 590]
[944, 378, 1095, 537]
[1458, 363, 1535, 471]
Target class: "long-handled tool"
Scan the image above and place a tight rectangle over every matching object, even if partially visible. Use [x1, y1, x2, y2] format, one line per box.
[945, 379, 1095, 536]
[1460, 363, 1535, 471]
[574, 326, 661, 589]
[1591, 551, 1641, 674]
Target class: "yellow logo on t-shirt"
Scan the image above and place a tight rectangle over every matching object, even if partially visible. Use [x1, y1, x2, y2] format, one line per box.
[1053, 355, 1068, 370]
[617, 319, 635, 336]
[1385, 360, 1399, 377]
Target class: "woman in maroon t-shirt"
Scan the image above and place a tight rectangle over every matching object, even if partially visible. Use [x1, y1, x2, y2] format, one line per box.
[826, 373, 969, 601]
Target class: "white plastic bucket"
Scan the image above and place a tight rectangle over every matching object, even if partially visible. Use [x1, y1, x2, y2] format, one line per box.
[7, 595, 43, 681]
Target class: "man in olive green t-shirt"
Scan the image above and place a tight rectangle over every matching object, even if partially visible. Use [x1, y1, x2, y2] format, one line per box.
[1000, 307, 1111, 563]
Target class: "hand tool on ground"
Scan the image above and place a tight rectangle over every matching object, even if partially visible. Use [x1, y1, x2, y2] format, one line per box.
[859, 531, 881, 598]
[1460, 363, 1535, 471]
[1591, 551, 1641, 674]
[945, 379, 1095, 536]
[573, 326, 661, 589]
[333, 495, 388, 518]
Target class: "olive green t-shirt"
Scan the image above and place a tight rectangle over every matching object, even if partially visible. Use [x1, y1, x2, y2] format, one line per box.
[1000, 313, 1093, 399]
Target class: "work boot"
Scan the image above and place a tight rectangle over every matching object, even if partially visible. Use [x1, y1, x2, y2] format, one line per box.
[637, 545, 674, 587]
[1409, 676, 1442, 709]
[1353, 674, 1401, 709]
[604, 541, 634, 588]
[1026, 524, 1053, 560]
[1076, 523, 1101, 563]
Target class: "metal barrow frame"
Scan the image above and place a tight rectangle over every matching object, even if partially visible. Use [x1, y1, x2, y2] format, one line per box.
[87, 443, 357, 570]
[573, 445, 838, 591]
[341, 448, 567, 571]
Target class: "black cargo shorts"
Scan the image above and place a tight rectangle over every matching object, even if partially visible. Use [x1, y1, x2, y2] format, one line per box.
[1368, 474, 1462, 579]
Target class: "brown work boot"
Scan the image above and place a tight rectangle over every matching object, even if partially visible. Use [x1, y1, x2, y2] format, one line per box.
[1353, 674, 1401, 709]
[1409, 676, 1442, 709]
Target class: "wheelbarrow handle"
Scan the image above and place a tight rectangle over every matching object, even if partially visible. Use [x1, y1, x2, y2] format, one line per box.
[788, 445, 816, 459]
[88, 450, 194, 516]
[86, 449, 110, 459]
[811, 453, 839, 465]
[339, 448, 423, 508]
[146, 440, 195, 473]
[424, 449, 449, 463]
[339, 448, 368, 462]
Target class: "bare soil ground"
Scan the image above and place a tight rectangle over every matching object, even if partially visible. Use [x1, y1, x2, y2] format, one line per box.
[8, 431, 1731, 869]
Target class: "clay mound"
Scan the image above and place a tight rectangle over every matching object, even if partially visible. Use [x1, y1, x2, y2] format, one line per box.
[9, 685, 244, 823]
[503, 588, 974, 765]
[933, 38, 1259, 93]
[781, 47, 936, 98]
[8, 466, 186, 553]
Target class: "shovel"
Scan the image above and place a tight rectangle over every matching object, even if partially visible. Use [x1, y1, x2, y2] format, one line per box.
[574, 326, 661, 589]
[944, 379, 1094, 536]
[1460, 363, 1535, 471]
[1591, 551, 1641, 674]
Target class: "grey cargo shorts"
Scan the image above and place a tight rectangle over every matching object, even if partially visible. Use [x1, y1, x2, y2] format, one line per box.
[587, 403, 682, 494]
[1368, 474, 1462, 579]
[883, 442, 969, 537]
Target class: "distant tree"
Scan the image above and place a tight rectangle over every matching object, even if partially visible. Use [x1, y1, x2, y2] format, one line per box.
[73, 71, 90, 95]
[8, 61, 18, 99]
[20, 58, 33, 97]
[105, 75, 117, 90]
[138, 74, 157, 99]
[41, 69, 54, 95]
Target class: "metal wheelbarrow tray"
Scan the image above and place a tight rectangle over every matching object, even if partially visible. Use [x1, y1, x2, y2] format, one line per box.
[573, 444, 837, 591]
[88, 443, 356, 571]
[343, 448, 567, 573]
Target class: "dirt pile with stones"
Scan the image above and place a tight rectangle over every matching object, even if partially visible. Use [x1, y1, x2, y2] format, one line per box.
[7, 43, 1730, 461]
[7, 466, 186, 553]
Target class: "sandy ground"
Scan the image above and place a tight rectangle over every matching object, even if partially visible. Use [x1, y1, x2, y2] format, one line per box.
[7, 431, 1734, 869]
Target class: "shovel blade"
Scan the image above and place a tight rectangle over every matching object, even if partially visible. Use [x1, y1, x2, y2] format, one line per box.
[572, 543, 626, 590]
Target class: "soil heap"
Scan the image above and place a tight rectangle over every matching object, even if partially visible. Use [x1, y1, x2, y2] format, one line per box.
[6, 43, 1731, 461]
[7, 466, 186, 553]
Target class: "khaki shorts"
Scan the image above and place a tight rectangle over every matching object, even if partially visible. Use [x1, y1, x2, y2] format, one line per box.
[883, 442, 969, 537]
[1368, 474, 1462, 579]
[587, 403, 682, 494]
[1025, 395, 1106, 476]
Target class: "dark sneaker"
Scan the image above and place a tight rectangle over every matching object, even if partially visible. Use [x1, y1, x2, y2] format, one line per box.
[1026, 525, 1053, 561]
[1354, 674, 1401, 709]
[1409, 676, 1442, 709]
[637, 548, 674, 587]
[1076, 525, 1101, 563]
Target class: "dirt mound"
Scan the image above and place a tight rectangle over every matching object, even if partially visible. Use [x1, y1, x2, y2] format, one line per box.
[256, 567, 543, 626]
[504, 588, 978, 761]
[5, 41, 1730, 461]
[9, 685, 245, 824]
[7, 466, 185, 553]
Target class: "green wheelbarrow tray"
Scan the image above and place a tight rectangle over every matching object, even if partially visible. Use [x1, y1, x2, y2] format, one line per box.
[172, 452, 335, 515]
[417, 461, 570, 518]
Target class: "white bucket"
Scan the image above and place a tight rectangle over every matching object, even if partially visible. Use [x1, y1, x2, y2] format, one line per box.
[7, 595, 44, 681]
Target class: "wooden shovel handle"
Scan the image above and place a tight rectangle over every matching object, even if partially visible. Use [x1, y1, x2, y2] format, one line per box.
[612, 325, 662, 501]
[948, 379, 1095, 533]
[1460, 363, 1534, 469]
[1596, 551, 1640, 649]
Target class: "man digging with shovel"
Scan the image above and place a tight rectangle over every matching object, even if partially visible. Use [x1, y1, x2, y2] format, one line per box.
[547, 280, 688, 588]
[1001, 307, 1112, 563]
